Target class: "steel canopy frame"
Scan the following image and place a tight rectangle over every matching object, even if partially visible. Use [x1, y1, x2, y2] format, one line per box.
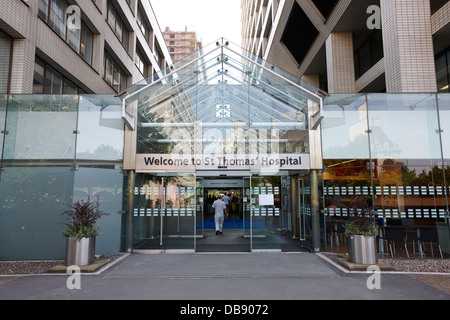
[121, 38, 324, 131]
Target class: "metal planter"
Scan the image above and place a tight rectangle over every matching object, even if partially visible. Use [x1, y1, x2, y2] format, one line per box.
[348, 235, 378, 265]
[65, 237, 96, 267]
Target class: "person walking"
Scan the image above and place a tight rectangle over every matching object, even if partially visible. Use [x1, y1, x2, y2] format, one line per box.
[212, 195, 228, 235]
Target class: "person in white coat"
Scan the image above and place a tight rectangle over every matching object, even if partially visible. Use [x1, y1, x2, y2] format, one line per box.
[212, 195, 228, 235]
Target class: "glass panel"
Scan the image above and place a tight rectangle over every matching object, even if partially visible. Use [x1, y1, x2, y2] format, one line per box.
[298, 178, 313, 249]
[243, 176, 251, 239]
[438, 94, 450, 218]
[0, 167, 74, 260]
[73, 167, 124, 255]
[76, 95, 124, 161]
[164, 174, 196, 250]
[322, 94, 371, 252]
[322, 94, 369, 159]
[251, 175, 282, 251]
[195, 177, 204, 239]
[367, 94, 446, 222]
[0, 95, 7, 160]
[3, 95, 79, 163]
[133, 174, 196, 251]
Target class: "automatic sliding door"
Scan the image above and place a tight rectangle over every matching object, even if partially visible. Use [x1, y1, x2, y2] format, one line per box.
[251, 176, 282, 251]
[298, 178, 312, 250]
[133, 174, 196, 251]
[164, 175, 196, 250]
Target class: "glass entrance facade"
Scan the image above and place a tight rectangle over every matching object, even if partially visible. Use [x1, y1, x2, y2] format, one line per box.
[123, 39, 323, 252]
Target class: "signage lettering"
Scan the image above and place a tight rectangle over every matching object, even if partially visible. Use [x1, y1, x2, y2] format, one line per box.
[136, 154, 310, 172]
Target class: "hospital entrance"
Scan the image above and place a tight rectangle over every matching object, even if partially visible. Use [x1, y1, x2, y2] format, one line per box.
[133, 173, 313, 253]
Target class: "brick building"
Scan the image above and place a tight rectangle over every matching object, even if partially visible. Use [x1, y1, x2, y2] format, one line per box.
[0, 0, 172, 95]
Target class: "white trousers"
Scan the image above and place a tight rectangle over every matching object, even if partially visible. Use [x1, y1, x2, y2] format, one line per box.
[215, 215, 224, 232]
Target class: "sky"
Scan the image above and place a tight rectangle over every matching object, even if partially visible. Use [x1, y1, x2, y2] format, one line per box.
[150, 0, 242, 46]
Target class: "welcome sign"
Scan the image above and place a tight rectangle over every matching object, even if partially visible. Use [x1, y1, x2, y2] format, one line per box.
[136, 154, 310, 172]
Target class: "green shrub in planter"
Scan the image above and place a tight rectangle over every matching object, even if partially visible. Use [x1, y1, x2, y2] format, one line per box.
[344, 196, 378, 237]
[62, 196, 110, 266]
[345, 220, 378, 238]
[62, 196, 110, 240]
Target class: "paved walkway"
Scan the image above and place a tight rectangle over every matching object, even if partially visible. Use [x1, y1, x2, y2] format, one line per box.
[0, 253, 449, 302]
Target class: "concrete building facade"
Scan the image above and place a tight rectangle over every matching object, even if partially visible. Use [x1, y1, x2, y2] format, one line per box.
[0, 0, 173, 95]
[241, 0, 450, 93]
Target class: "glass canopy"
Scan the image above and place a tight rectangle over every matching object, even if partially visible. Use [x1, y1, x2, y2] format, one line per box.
[122, 38, 323, 173]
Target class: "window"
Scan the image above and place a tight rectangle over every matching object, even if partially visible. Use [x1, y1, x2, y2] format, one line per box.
[33, 59, 46, 93]
[137, 9, 149, 40]
[107, 1, 129, 51]
[38, 0, 93, 65]
[354, 30, 384, 79]
[431, 0, 448, 15]
[80, 23, 93, 65]
[38, 0, 49, 21]
[0, 30, 12, 93]
[135, 49, 148, 76]
[33, 57, 85, 94]
[104, 51, 127, 92]
[49, 0, 67, 39]
[436, 49, 450, 93]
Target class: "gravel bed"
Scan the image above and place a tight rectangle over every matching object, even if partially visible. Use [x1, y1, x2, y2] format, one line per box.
[382, 258, 449, 273]
[0, 254, 124, 275]
[323, 253, 449, 273]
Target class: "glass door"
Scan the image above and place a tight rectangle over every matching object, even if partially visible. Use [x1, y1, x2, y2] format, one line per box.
[298, 178, 313, 250]
[243, 177, 251, 240]
[133, 174, 196, 251]
[251, 175, 282, 251]
[196, 177, 204, 241]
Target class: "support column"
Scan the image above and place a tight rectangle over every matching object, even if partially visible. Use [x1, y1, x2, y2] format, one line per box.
[325, 32, 356, 93]
[381, 0, 437, 92]
[126, 170, 136, 253]
[310, 169, 321, 252]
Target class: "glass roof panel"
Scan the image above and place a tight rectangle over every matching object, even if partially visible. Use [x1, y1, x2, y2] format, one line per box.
[123, 38, 322, 156]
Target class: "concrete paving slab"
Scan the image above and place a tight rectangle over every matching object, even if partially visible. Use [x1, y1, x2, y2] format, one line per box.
[0, 253, 449, 301]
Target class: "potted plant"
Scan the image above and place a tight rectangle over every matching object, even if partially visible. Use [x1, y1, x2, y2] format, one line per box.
[62, 196, 109, 267]
[345, 197, 378, 265]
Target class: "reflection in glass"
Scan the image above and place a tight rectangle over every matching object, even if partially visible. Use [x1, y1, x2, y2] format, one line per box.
[322, 94, 369, 159]
[367, 94, 445, 220]
[0, 167, 74, 260]
[73, 167, 124, 254]
[133, 174, 196, 251]
[77, 95, 124, 161]
[3, 95, 78, 163]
